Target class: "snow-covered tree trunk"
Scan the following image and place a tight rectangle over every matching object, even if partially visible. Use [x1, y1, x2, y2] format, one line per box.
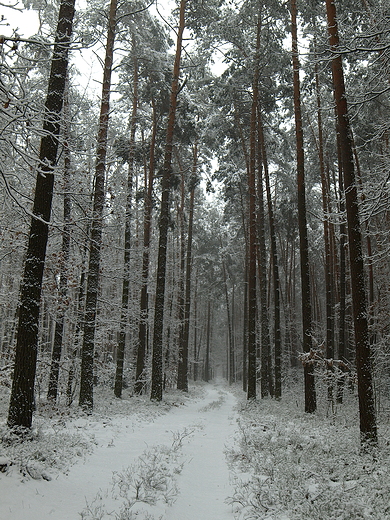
[79, 0, 117, 411]
[7, 0, 76, 429]
[324, 0, 377, 447]
[150, 0, 187, 401]
[291, 0, 316, 413]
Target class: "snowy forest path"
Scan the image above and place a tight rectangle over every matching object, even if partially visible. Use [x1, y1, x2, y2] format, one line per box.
[166, 383, 238, 520]
[1, 383, 239, 520]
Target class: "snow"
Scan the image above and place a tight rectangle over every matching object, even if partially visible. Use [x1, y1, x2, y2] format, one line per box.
[0, 383, 238, 520]
[1, 375, 390, 520]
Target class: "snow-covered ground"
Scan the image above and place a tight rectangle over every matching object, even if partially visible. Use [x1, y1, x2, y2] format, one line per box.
[0, 383, 238, 520]
[1, 375, 390, 520]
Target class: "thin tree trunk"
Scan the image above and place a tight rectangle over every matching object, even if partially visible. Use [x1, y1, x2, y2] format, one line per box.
[47, 79, 72, 402]
[291, 0, 316, 413]
[258, 109, 282, 399]
[221, 253, 235, 385]
[134, 98, 157, 394]
[256, 110, 272, 398]
[177, 145, 197, 392]
[7, 0, 76, 429]
[205, 300, 211, 382]
[247, 10, 261, 401]
[336, 135, 348, 404]
[114, 52, 138, 399]
[325, 0, 377, 446]
[151, 0, 186, 401]
[313, 44, 335, 402]
[79, 0, 117, 411]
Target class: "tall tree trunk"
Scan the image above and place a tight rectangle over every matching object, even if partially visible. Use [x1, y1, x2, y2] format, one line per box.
[177, 145, 197, 392]
[221, 254, 235, 385]
[258, 109, 282, 399]
[7, 0, 76, 429]
[134, 98, 157, 395]
[79, 0, 117, 411]
[256, 113, 272, 398]
[324, 0, 377, 446]
[336, 134, 348, 404]
[247, 10, 261, 401]
[150, 0, 186, 401]
[114, 52, 138, 399]
[313, 43, 335, 402]
[47, 79, 72, 402]
[176, 162, 186, 390]
[291, 0, 316, 413]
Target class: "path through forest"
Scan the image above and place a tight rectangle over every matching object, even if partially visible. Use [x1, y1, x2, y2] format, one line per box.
[1, 383, 239, 520]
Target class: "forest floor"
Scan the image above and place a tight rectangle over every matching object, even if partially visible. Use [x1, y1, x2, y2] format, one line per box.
[0, 374, 390, 520]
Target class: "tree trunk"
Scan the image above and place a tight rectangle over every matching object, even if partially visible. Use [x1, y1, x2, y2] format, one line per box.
[177, 146, 197, 392]
[47, 79, 72, 402]
[205, 300, 211, 382]
[324, 0, 377, 446]
[114, 51, 138, 399]
[7, 0, 76, 429]
[150, 0, 186, 401]
[79, 0, 117, 411]
[246, 11, 261, 401]
[336, 134, 348, 404]
[291, 0, 316, 413]
[256, 111, 272, 398]
[313, 44, 335, 402]
[221, 254, 235, 385]
[134, 98, 157, 395]
[258, 109, 282, 399]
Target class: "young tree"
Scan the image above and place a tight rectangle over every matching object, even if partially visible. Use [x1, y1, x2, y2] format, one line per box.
[7, 0, 76, 429]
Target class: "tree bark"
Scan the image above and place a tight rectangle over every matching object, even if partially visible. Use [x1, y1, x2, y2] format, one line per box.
[150, 0, 186, 401]
[291, 0, 316, 413]
[7, 0, 76, 429]
[256, 108, 272, 398]
[47, 79, 72, 402]
[258, 109, 282, 399]
[205, 300, 211, 382]
[325, 0, 377, 446]
[134, 98, 157, 394]
[177, 145, 197, 392]
[313, 43, 335, 402]
[246, 10, 261, 401]
[79, 0, 117, 411]
[114, 51, 138, 399]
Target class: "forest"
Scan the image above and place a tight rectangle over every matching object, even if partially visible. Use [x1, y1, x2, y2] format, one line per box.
[0, 0, 390, 518]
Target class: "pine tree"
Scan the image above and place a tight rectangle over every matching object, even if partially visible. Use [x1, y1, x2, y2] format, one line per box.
[7, 0, 76, 429]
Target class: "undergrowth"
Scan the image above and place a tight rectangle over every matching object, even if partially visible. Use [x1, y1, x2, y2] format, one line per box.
[228, 377, 390, 520]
